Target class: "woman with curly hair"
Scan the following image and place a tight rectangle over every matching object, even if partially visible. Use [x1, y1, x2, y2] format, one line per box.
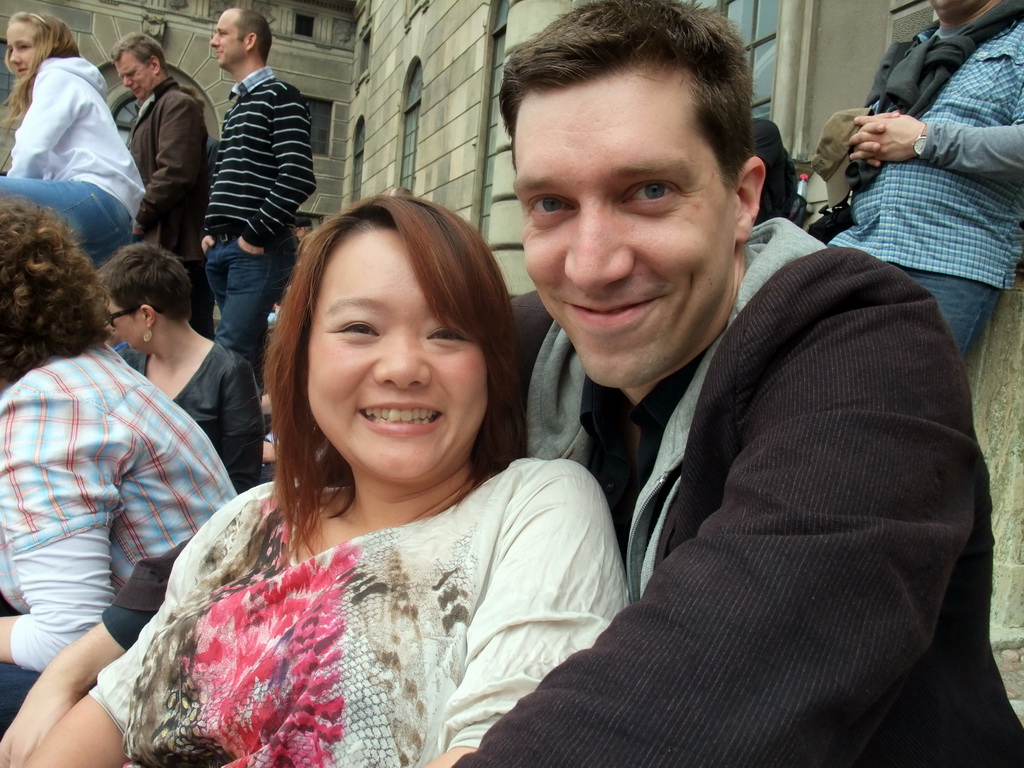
[29, 195, 626, 767]
[0, 200, 234, 733]
[0, 12, 143, 265]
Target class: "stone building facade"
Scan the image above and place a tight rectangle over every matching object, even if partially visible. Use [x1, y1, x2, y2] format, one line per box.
[0, 0, 1021, 645]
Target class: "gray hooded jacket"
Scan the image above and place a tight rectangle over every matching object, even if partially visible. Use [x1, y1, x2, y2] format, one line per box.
[524, 219, 827, 601]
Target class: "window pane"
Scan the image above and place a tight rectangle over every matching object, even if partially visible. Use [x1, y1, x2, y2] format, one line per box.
[494, 0, 509, 32]
[112, 98, 139, 146]
[406, 64, 423, 109]
[727, 0, 754, 42]
[401, 105, 419, 190]
[402, 63, 422, 190]
[756, 0, 778, 39]
[693, 0, 718, 8]
[353, 122, 365, 155]
[352, 120, 364, 201]
[359, 31, 371, 73]
[487, 34, 505, 155]
[481, 28, 506, 238]
[352, 153, 363, 200]
[295, 14, 314, 37]
[0, 44, 13, 103]
[752, 40, 776, 105]
[307, 98, 332, 156]
[480, 152, 496, 238]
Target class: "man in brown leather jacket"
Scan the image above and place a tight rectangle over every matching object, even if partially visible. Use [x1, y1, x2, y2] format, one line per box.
[111, 33, 214, 338]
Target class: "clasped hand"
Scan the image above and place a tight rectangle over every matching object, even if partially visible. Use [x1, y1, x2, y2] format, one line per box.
[848, 111, 925, 167]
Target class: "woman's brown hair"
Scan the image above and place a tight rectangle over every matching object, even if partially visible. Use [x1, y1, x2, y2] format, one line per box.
[98, 243, 192, 322]
[0, 198, 108, 383]
[265, 195, 526, 555]
[4, 12, 79, 132]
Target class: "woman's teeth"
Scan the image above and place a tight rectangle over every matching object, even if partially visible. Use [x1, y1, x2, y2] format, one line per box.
[363, 408, 439, 424]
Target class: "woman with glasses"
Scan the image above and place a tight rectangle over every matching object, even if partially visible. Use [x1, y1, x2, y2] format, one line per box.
[0, 12, 143, 265]
[0, 200, 234, 735]
[98, 244, 264, 494]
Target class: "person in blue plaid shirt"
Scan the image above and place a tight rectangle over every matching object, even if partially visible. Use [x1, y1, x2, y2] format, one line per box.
[831, 0, 1024, 355]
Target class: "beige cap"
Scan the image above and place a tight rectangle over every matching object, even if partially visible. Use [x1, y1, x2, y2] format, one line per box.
[812, 108, 870, 182]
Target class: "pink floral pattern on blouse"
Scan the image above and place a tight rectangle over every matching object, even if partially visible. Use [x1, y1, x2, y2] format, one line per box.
[124, 502, 363, 766]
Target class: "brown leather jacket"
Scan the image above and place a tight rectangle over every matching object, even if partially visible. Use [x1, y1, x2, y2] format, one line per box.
[129, 78, 209, 262]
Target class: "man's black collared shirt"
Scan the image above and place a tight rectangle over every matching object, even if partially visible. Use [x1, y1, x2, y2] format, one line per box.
[579, 353, 704, 558]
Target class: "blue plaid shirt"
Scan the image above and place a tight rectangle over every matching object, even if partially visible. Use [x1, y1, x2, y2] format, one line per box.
[0, 345, 235, 611]
[832, 21, 1024, 289]
[230, 66, 274, 100]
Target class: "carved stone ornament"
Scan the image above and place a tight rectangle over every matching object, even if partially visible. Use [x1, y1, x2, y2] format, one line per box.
[333, 18, 355, 48]
[209, 0, 232, 18]
[252, 1, 276, 27]
[143, 15, 167, 43]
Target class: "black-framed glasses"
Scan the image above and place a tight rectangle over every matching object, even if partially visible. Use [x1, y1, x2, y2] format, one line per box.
[107, 306, 139, 326]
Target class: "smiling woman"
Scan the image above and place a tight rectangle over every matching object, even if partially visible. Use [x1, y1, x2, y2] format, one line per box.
[28, 195, 628, 768]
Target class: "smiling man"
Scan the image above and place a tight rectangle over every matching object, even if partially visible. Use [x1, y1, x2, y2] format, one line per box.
[111, 33, 214, 338]
[457, 0, 1024, 765]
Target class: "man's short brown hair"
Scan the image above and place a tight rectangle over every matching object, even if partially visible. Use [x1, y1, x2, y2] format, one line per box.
[499, 0, 754, 184]
[109, 32, 167, 72]
[234, 8, 272, 63]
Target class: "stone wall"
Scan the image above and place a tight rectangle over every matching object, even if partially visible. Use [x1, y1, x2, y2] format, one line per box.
[347, 0, 493, 220]
[968, 281, 1024, 648]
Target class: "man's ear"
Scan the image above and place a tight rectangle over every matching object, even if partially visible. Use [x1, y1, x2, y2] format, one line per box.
[734, 155, 766, 244]
[244, 32, 258, 54]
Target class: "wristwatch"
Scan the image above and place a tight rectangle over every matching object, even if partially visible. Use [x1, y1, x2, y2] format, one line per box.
[913, 127, 928, 157]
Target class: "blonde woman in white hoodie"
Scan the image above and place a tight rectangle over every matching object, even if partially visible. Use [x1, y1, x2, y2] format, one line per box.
[0, 12, 143, 265]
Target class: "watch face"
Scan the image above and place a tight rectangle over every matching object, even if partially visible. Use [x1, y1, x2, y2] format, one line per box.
[914, 136, 927, 156]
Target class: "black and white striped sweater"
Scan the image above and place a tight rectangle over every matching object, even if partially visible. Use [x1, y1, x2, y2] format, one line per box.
[205, 77, 316, 248]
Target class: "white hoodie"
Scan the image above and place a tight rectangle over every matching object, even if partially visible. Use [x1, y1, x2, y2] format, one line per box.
[9, 56, 144, 216]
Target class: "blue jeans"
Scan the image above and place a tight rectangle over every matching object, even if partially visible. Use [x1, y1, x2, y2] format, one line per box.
[0, 663, 39, 736]
[205, 232, 295, 380]
[0, 178, 133, 266]
[898, 266, 1001, 356]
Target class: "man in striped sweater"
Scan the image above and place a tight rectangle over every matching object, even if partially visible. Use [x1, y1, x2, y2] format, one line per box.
[202, 7, 316, 380]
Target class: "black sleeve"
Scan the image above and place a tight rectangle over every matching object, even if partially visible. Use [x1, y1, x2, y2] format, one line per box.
[101, 605, 157, 651]
[111, 542, 186, 611]
[217, 353, 265, 494]
[105, 540, 188, 651]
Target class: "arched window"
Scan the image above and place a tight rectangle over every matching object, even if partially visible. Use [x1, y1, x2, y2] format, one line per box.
[112, 96, 139, 145]
[480, 0, 509, 239]
[352, 117, 365, 202]
[0, 43, 15, 103]
[400, 61, 423, 191]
